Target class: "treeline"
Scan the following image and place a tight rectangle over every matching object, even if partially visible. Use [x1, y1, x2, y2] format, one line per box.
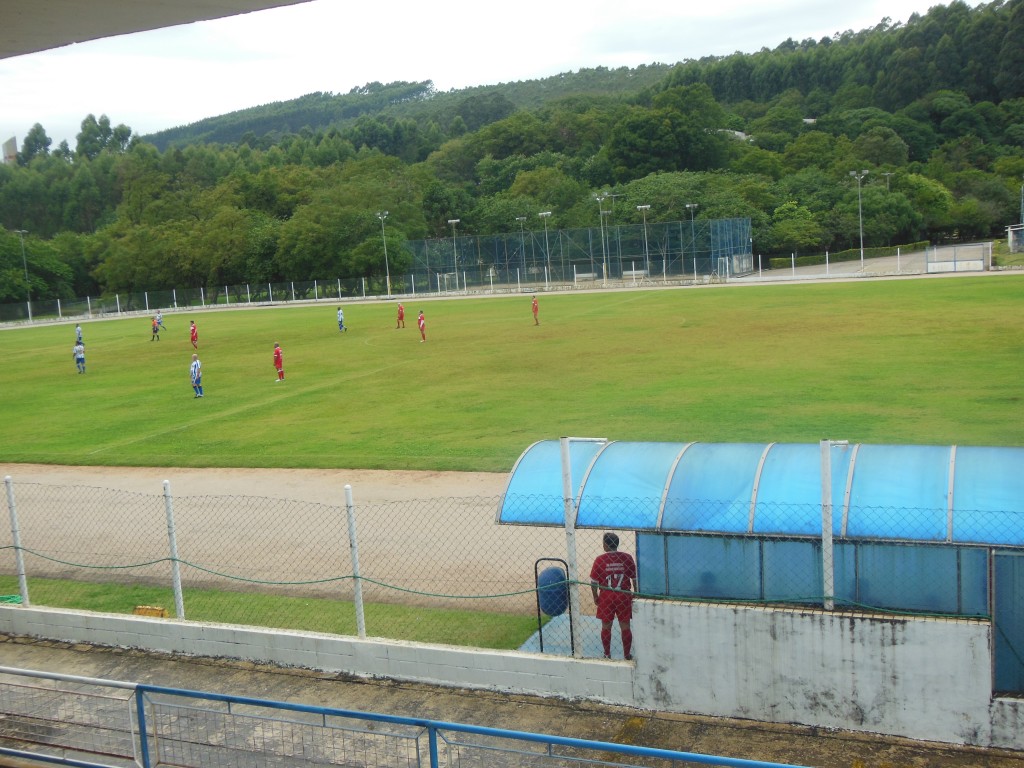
[1, 0, 1023, 303]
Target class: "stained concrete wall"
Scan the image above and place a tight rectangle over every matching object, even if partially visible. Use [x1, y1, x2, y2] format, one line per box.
[1, 601, 1021, 751]
[630, 601, 1023, 750]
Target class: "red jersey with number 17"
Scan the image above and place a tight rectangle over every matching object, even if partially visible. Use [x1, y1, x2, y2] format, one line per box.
[590, 550, 636, 602]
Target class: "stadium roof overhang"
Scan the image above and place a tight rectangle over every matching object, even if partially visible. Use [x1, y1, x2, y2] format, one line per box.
[1, 0, 313, 60]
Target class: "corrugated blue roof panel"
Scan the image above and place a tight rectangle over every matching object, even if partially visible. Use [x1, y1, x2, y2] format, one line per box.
[952, 446, 1024, 546]
[576, 441, 686, 529]
[661, 443, 766, 533]
[846, 445, 951, 541]
[754, 443, 828, 536]
[498, 439, 604, 525]
[500, 440, 1024, 547]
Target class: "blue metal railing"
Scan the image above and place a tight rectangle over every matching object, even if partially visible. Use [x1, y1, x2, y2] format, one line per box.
[0, 666, 809, 768]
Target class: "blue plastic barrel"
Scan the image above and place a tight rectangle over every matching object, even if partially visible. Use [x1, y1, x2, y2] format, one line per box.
[537, 566, 569, 616]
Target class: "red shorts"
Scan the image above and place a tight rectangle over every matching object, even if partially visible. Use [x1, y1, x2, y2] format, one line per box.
[596, 594, 632, 623]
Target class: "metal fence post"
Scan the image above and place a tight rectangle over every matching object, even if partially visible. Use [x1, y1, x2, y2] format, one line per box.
[561, 438, 584, 658]
[428, 725, 440, 768]
[135, 689, 153, 768]
[820, 440, 847, 611]
[163, 481, 185, 619]
[4, 476, 30, 606]
[344, 484, 366, 638]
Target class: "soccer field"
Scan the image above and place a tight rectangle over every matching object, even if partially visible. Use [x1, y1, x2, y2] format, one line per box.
[1, 275, 1022, 471]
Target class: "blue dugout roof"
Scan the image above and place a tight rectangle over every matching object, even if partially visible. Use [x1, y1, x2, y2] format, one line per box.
[498, 440, 1024, 547]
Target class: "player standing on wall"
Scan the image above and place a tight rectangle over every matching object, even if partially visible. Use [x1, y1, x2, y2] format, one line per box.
[190, 353, 203, 398]
[273, 342, 285, 382]
[590, 532, 637, 660]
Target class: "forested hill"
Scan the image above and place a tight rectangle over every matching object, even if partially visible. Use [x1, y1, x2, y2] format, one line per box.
[3, 0, 1024, 305]
[144, 0, 1024, 151]
[143, 66, 677, 150]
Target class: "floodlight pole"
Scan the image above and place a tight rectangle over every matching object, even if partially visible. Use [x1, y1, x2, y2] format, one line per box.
[448, 218, 460, 292]
[685, 204, 698, 281]
[516, 216, 527, 268]
[595, 195, 608, 286]
[850, 170, 869, 268]
[377, 211, 391, 298]
[14, 229, 30, 322]
[538, 211, 552, 287]
[637, 205, 650, 276]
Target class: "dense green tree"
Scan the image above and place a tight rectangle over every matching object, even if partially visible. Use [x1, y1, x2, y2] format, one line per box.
[18, 124, 52, 164]
[852, 126, 909, 167]
[766, 200, 826, 255]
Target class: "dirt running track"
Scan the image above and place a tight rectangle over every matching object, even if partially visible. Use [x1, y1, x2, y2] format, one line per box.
[0, 464, 508, 502]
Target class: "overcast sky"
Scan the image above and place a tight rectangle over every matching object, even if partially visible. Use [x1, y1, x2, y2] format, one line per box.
[1, 0, 983, 149]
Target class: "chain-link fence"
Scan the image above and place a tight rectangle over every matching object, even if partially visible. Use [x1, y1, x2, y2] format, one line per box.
[3, 478, 1022, 684]
[0, 480, 605, 653]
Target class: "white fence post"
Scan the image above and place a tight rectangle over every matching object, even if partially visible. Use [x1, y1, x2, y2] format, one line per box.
[561, 438, 584, 658]
[819, 440, 848, 612]
[163, 480, 186, 619]
[4, 476, 31, 607]
[345, 484, 366, 639]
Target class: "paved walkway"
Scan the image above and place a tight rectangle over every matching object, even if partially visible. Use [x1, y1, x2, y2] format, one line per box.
[0, 635, 1021, 768]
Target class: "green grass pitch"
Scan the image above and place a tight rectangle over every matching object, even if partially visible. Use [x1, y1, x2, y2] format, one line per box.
[2, 276, 1022, 472]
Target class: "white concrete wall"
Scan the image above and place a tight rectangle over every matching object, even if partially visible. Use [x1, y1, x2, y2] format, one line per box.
[630, 601, 1013, 747]
[2, 601, 1022, 750]
[0, 604, 633, 704]
[927, 258, 985, 273]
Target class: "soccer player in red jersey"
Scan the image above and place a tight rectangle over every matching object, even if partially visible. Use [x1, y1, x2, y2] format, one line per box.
[590, 532, 637, 660]
[417, 310, 426, 342]
[190, 320, 198, 349]
[531, 295, 539, 325]
[396, 303, 405, 329]
[273, 342, 284, 381]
